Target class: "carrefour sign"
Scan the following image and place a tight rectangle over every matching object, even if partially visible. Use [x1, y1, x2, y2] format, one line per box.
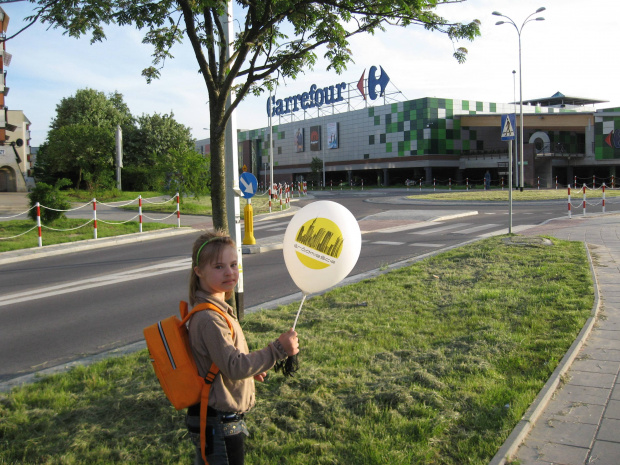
[266, 65, 390, 117]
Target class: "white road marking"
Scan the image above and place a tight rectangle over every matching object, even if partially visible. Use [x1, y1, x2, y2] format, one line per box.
[0, 258, 191, 307]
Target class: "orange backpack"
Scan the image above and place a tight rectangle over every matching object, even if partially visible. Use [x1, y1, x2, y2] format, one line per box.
[143, 301, 234, 464]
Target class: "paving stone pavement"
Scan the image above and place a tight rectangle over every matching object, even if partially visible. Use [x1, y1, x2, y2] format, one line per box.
[495, 213, 620, 465]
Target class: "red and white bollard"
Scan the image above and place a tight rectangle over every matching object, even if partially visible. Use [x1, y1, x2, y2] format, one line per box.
[466, 178, 469, 191]
[603, 183, 606, 213]
[433, 178, 436, 192]
[537, 177, 540, 190]
[36, 202, 42, 247]
[176, 193, 181, 227]
[555, 176, 558, 190]
[568, 185, 571, 219]
[138, 195, 143, 233]
[93, 198, 98, 239]
[582, 184, 587, 217]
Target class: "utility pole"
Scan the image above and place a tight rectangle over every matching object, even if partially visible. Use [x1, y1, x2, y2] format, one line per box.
[221, 2, 244, 319]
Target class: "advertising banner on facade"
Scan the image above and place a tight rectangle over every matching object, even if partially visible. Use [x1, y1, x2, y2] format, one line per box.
[295, 128, 304, 152]
[310, 125, 321, 151]
[327, 122, 339, 149]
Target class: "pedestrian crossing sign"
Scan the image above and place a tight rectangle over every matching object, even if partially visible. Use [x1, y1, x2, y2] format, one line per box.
[501, 114, 516, 141]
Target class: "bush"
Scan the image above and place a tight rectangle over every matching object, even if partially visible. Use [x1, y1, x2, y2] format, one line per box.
[28, 178, 72, 223]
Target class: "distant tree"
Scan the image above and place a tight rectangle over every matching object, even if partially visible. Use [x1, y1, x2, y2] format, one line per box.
[310, 157, 323, 186]
[123, 112, 200, 192]
[20, 0, 481, 233]
[162, 147, 211, 199]
[44, 124, 115, 190]
[51, 88, 133, 132]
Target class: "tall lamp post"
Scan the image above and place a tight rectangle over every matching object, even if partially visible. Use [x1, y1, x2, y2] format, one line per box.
[493, 7, 545, 192]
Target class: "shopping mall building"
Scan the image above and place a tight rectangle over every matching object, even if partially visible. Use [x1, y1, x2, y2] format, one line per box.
[197, 66, 620, 189]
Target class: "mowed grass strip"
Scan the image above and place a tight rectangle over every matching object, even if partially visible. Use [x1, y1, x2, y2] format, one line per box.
[0, 219, 173, 253]
[0, 236, 593, 464]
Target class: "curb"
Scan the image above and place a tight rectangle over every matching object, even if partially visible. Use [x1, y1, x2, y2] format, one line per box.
[488, 243, 601, 465]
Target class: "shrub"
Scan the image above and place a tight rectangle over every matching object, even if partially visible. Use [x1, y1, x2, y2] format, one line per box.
[28, 178, 72, 223]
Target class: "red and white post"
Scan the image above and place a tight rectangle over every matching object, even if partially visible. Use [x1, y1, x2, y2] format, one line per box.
[568, 185, 571, 219]
[93, 198, 98, 239]
[176, 193, 181, 228]
[36, 202, 42, 247]
[603, 183, 606, 214]
[582, 184, 587, 217]
[138, 195, 143, 233]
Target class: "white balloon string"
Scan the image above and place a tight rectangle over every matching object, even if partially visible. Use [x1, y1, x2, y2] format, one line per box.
[292, 293, 308, 331]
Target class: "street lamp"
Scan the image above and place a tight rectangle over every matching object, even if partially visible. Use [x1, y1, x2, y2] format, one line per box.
[493, 7, 545, 192]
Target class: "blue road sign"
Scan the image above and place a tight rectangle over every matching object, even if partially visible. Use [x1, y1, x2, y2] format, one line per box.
[239, 172, 258, 199]
[501, 114, 516, 141]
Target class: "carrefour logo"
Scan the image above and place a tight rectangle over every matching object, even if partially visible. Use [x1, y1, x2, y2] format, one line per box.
[357, 65, 390, 101]
[267, 83, 346, 117]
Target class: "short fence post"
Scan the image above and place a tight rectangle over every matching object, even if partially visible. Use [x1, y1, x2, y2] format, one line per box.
[603, 183, 606, 214]
[466, 178, 469, 191]
[593, 175, 596, 189]
[537, 176, 540, 190]
[555, 176, 558, 190]
[449, 178, 452, 191]
[93, 198, 98, 239]
[583, 184, 587, 217]
[138, 195, 143, 233]
[568, 185, 571, 219]
[433, 178, 436, 192]
[36, 202, 42, 247]
[176, 193, 181, 228]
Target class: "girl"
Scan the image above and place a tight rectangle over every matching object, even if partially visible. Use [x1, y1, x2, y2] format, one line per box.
[186, 230, 299, 465]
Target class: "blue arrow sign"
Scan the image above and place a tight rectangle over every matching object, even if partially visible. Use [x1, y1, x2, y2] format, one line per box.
[239, 172, 258, 199]
[501, 114, 516, 141]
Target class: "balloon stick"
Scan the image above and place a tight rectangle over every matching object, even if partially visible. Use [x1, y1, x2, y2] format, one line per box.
[292, 293, 308, 331]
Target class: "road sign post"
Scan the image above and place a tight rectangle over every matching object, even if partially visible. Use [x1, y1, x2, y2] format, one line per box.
[501, 114, 516, 234]
[239, 172, 258, 245]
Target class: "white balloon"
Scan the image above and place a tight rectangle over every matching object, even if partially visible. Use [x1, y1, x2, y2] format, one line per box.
[283, 201, 362, 294]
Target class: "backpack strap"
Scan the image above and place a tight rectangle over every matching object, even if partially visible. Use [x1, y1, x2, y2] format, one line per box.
[200, 363, 219, 464]
[179, 301, 234, 464]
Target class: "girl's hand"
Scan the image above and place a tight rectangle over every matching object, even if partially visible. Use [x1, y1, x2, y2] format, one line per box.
[254, 372, 268, 382]
[278, 329, 299, 356]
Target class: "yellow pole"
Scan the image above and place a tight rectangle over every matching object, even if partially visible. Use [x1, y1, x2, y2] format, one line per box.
[242, 199, 256, 245]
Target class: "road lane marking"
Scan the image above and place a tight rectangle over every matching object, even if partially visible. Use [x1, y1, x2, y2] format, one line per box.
[0, 258, 191, 307]
[410, 223, 470, 235]
[452, 224, 501, 234]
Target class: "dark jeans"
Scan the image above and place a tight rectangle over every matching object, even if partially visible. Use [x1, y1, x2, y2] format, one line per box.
[187, 408, 246, 465]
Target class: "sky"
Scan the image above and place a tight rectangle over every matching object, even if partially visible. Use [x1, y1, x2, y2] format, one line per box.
[4, 0, 620, 148]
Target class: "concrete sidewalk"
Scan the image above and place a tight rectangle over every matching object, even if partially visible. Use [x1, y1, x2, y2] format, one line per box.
[491, 213, 620, 465]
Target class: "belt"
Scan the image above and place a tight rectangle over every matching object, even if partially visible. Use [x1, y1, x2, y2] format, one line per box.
[207, 406, 245, 423]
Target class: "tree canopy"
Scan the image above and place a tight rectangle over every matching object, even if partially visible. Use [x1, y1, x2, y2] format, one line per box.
[17, 0, 481, 231]
[34, 88, 208, 195]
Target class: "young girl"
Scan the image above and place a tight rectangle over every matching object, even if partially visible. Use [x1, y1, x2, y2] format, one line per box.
[186, 230, 299, 465]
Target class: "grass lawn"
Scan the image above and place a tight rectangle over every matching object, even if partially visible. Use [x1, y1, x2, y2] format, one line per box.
[0, 219, 174, 253]
[408, 187, 620, 201]
[0, 235, 593, 464]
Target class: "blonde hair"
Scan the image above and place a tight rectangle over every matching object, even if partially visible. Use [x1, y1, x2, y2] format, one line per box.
[189, 230, 236, 306]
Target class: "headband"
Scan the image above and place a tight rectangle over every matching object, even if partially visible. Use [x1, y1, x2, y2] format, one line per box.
[194, 236, 229, 267]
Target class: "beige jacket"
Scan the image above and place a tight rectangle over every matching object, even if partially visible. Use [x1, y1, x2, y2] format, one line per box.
[188, 291, 288, 413]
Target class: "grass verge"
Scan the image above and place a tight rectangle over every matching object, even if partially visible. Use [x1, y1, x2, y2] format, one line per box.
[0, 219, 173, 253]
[408, 188, 620, 201]
[0, 235, 593, 464]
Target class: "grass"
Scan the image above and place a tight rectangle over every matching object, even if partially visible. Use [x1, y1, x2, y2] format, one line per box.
[0, 219, 173, 253]
[0, 235, 593, 464]
[408, 187, 620, 201]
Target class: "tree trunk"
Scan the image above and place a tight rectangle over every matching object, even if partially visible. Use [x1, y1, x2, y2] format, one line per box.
[209, 117, 228, 233]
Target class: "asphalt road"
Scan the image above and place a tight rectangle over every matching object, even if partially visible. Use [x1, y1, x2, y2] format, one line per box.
[1, 190, 615, 384]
